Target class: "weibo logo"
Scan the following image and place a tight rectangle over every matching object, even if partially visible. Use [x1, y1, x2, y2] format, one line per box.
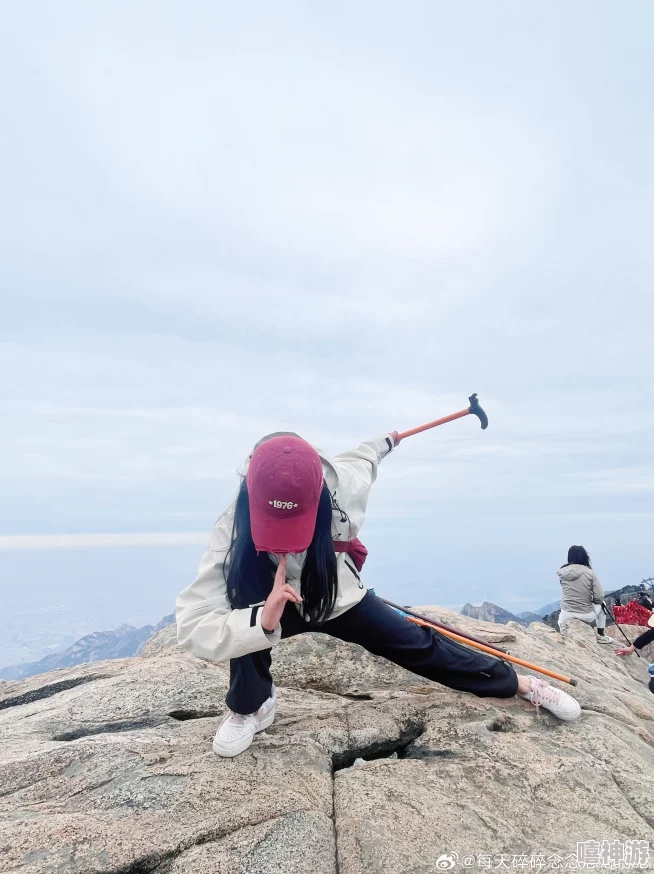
[268, 500, 299, 509]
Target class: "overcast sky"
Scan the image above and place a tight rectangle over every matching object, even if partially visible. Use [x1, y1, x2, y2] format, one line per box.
[1, 2, 653, 641]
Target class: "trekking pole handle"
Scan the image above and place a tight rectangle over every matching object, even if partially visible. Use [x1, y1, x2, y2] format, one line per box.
[397, 394, 489, 441]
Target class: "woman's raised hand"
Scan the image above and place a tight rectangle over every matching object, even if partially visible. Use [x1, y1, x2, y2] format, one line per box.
[260, 555, 302, 632]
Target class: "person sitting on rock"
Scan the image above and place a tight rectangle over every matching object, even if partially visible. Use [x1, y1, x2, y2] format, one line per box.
[557, 546, 614, 644]
[176, 433, 581, 758]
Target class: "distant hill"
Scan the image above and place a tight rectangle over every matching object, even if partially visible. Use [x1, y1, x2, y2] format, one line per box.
[0, 614, 175, 681]
[516, 610, 545, 624]
[531, 600, 561, 617]
[460, 602, 528, 626]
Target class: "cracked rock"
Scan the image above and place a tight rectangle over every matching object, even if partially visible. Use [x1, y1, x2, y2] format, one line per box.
[2, 610, 654, 872]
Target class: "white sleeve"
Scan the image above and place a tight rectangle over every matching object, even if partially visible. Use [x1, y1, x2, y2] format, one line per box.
[331, 435, 395, 537]
[175, 507, 282, 662]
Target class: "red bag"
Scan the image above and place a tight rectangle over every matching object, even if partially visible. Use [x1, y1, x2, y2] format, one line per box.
[333, 537, 368, 572]
[612, 600, 653, 627]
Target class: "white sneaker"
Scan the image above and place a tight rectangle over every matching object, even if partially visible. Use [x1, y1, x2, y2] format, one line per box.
[596, 633, 614, 644]
[519, 677, 581, 721]
[212, 687, 276, 758]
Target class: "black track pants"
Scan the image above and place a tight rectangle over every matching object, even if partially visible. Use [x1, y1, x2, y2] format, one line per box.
[226, 592, 519, 714]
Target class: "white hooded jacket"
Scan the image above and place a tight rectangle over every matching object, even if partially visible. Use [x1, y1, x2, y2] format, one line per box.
[176, 434, 395, 663]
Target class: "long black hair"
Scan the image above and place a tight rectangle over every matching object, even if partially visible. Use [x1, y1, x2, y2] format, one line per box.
[565, 545, 591, 568]
[224, 480, 338, 626]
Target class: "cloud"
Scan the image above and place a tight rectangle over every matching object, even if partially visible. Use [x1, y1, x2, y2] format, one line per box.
[0, 1, 652, 615]
[0, 533, 208, 551]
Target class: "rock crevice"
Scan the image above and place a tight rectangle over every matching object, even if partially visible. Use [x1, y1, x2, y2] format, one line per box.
[0, 673, 108, 710]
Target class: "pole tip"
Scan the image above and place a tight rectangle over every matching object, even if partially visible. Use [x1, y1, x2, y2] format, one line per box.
[570, 678, 578, 687]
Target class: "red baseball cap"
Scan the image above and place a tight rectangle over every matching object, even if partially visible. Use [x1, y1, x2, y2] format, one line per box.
[246, 436, 324, 554]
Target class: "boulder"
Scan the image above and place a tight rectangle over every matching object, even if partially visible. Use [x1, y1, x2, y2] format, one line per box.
[2, 610, 654, 873]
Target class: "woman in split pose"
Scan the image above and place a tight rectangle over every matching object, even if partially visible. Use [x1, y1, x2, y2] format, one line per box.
[177, 432, 581, 757]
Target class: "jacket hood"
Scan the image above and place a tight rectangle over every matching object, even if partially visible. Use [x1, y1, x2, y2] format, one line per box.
[557, 564, 591, 582]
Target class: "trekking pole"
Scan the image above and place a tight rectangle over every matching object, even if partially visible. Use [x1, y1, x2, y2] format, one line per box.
[382, 599, 507, 653]
[397, 393, 488, 441]
[383, 600, 578, 686]
[602, 601, 641, 657]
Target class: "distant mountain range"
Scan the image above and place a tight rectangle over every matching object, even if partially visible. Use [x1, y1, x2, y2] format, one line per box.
[530, 601, 562, 617]
[462, 586, 653, 632]
[0, 614, 175, 681]
[461, 602, 528, 626]
[3, 583, 651, 682]
[516, 610, 547, 625]
[461, 600, 562, 627]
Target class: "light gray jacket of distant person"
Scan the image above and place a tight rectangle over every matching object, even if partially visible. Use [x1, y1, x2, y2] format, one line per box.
[556, 564, 605, 614]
